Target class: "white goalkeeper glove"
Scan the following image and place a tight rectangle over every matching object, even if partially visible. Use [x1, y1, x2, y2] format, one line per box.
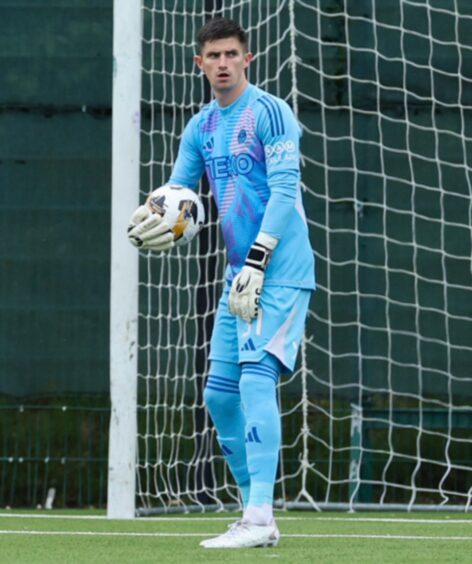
[229, 232, 279, 323]
[127, 205, 175, 252]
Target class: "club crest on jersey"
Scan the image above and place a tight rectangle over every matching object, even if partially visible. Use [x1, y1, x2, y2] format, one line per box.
[238, 129, 247, 144]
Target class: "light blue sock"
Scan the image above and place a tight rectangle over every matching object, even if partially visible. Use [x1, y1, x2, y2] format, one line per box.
[203, 360, 250, 508]
[240, 356, 281, 508]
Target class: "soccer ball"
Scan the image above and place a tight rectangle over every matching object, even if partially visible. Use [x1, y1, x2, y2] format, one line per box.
[145, 184, 205, 246]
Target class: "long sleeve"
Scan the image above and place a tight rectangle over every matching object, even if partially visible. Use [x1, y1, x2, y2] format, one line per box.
[255, 95, 302, 240]
[168, 115, 206, 189]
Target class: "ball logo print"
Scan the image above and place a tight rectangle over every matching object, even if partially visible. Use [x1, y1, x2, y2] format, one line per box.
[146, 185, 205, 246]
[146, 193, 166, 215]
[173, 200, 200, 241]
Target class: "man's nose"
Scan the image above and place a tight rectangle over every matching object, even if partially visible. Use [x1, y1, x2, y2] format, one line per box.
[218, 55, 228, 67]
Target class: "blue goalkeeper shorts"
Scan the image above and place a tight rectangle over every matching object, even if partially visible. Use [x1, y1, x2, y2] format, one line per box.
[209, 283, 312, 372]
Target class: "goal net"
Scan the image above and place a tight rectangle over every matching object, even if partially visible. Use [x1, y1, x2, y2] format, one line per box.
[131, 0, 472, 513]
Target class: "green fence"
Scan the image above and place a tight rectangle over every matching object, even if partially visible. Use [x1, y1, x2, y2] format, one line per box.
[0, 399, 109, 508]
[0, 1, 113, 507]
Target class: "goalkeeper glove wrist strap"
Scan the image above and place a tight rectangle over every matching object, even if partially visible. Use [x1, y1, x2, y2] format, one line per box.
[245, 232, 279, 272]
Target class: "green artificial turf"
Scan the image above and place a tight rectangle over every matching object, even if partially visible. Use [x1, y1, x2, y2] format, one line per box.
[0, 510, 471, 563]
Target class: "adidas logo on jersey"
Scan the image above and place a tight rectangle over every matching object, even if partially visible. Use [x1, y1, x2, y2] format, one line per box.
[241, 338, 256, 351]
[245, 426, 262, 444]
[203, 137, 214, 152]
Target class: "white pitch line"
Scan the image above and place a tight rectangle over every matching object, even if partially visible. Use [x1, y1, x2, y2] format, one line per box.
[290, 533, 472, 541]
[318, 517, 472, 525]
[287, 534, 472, 541]
[0, 513, 471, 524]
[0, 530, 471, 541]
[0, 513, 109, 521]
[0, 530, 203, 537]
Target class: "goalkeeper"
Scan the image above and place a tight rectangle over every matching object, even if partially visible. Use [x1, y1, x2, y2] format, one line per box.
[128, 17, 315, 549]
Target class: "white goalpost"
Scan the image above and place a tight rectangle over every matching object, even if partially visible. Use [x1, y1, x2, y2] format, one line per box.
[109, 0, 472, 518]
[108, 0, 142, 519]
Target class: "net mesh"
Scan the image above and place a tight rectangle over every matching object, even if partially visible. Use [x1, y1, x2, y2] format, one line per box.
[136, 0, 472, 512]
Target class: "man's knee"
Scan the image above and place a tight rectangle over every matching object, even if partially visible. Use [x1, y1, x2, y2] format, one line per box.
[239, 355, 280, 408]
[203, 384, 238, 414]
[203, 360, 241, 418]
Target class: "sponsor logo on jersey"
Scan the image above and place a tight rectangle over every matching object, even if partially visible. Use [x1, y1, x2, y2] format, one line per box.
[264, 140, 297, 165]
[264, 140, 295, 158]
[205, 152, 255, 179]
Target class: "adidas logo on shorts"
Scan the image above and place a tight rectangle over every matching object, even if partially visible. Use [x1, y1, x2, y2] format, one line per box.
[241, 338, 256, 351]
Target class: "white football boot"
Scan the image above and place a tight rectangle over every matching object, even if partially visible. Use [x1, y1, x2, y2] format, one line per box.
[200, 519, 280, 549]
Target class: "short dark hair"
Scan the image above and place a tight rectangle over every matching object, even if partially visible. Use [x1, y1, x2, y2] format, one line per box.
[197, 17, 248, 52]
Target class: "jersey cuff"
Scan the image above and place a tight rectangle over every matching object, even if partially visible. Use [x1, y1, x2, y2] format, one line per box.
[256, 231, 279, 251]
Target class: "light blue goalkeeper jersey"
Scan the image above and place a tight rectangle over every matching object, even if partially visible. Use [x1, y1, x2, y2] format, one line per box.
[168, 83, 315, 289]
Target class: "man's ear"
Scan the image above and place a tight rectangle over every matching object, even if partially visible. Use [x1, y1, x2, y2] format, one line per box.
[244, 51, 254, 68]
[194, 54, 203, 70]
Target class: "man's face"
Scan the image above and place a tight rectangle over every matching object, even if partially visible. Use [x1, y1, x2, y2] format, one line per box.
[195, 37, 253, 95]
